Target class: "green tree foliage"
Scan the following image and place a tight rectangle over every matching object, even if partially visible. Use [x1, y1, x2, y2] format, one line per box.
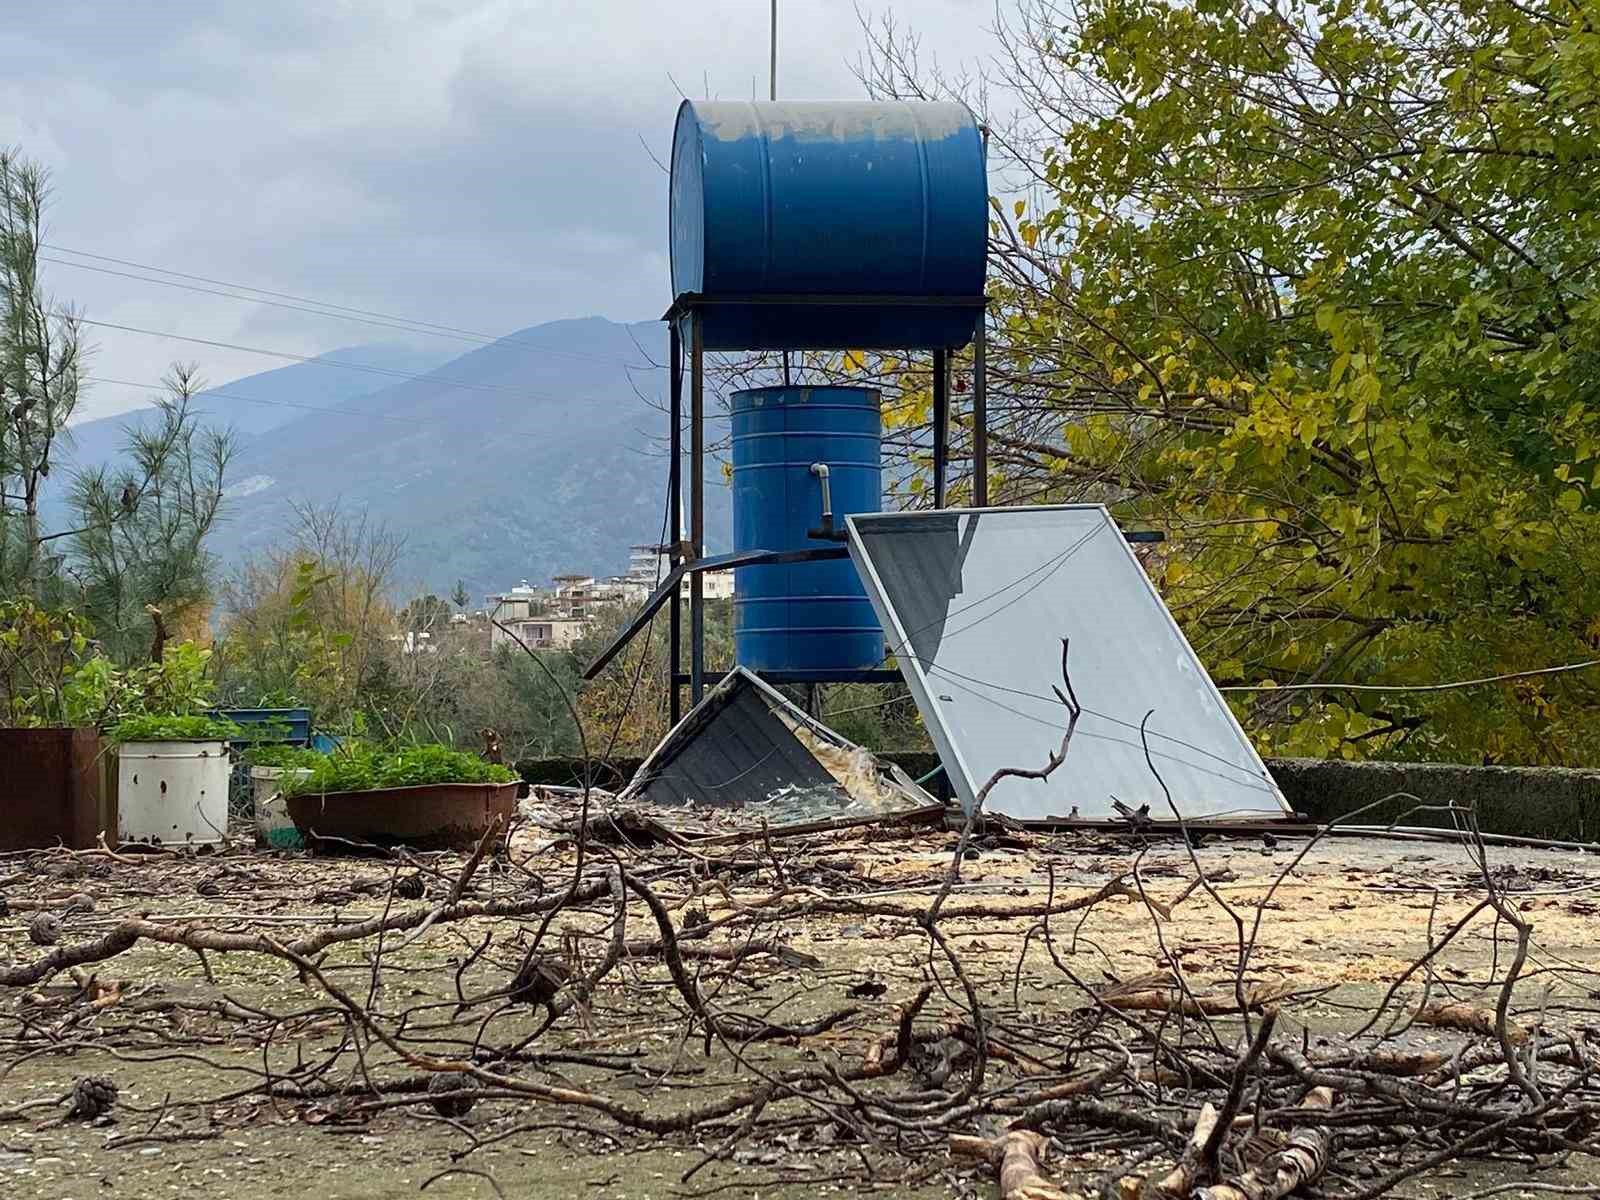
[65, 367, 232, 660]
[0, 147, 231, 656]
[213, 504, 403, 727]
[400, 593, 453, 633]
[0, 593, 223, 728]
[866, 0, 1600, 764]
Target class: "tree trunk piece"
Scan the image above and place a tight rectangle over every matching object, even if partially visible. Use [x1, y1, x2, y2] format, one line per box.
[1193, 1087, 1334, 1200]
[1142, 1102, 1217, 1200]
[950, 1130, 1078, 1200]
[1416, 1000, 1528, 1044]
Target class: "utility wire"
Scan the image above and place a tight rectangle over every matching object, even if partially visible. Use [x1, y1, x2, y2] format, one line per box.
[74, 316, 624, 405]
[1218, 658, 1600, 694]
[42, 248, 656, 371]
[82, 374, 553, 445]
[822, 691, 916, 719]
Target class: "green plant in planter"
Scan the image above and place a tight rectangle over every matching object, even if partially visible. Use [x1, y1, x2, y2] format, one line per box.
[108, 714, 243, 743]
[283, 745, 514, 795]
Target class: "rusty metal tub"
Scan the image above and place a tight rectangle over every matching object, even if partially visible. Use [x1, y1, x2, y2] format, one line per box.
[284, 781, 518, 852]
[0, 727, 104, 850]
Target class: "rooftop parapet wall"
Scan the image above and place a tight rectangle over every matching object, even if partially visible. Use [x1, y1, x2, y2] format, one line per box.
[516, 754, 1600, 844]
[1268, 757, 1600, 844]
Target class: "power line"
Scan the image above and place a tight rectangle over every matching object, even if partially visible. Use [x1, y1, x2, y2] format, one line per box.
[927, 660, 1281, 796]
[1218, 658, 1600, 694]
[45, 256, 502, 351]
[43, 244, 658, 371]
[82, 374, 552, 444]
[74, 316, 604, 404]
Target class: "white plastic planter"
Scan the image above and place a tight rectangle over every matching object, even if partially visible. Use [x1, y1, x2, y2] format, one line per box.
[251, 767, 311, 849]
[117, 741, 232, 846]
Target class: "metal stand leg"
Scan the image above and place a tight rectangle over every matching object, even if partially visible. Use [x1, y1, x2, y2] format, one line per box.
[690, 312, 705, 704]
[668, 322, 683, 727]
[973, 308, 987, 507]
[932, 348, 949, 509]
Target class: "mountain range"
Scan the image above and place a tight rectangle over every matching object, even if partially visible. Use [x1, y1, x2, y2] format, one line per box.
[57, 318, 734, 601]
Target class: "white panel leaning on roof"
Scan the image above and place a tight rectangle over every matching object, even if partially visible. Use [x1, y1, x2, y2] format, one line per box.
[845, 505, 1291, 823]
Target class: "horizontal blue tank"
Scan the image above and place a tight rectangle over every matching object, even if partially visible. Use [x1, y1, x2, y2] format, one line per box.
[670, 100, 986, 351]
[732, 386, 884, 675]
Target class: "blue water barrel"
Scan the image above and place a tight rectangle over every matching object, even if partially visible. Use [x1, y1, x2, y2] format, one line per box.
[732, 386, 883, 675]
[670, 100, 986, 351]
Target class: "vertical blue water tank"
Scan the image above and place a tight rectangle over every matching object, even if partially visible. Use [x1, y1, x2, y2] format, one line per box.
[732, 387, 883, 675]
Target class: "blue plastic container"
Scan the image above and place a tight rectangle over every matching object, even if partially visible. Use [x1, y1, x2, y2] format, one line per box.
[211, 707, 312, 745]
[670, 100, 987, 351]
[732, 386, 883, 675]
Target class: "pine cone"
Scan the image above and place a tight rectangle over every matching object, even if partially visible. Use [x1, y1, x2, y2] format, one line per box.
[426, 1072, 478, 1118]
[62, 892, 96, 915]
[29, 912, 63, 946]
[396, 874, 426, 900]
[68, 1075, 118, 1120]
[0, 894, 10, 918]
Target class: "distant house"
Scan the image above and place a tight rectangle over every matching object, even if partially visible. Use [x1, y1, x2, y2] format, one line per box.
[490, 615, 588, 652]
[394, 630, 439, 655]
[699, 569, 735, 601]
[485, 582, 551, 622]
[482, 544, 733, 655]
[621, 543, 734, 603]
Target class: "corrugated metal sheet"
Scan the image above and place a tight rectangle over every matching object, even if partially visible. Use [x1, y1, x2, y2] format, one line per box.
[846, 506, 1291, 823]
[625, 669, 840, 809]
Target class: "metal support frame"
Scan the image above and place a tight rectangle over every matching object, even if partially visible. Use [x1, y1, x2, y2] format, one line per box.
[674, 667, 905, 687]
[932, 348, 949, 508]
[668, 323, 683, 726]
[690, 312, 706, 705]
[583, 546, 850, 682]
[973, 308, 988, 507]
[588, 292, 994, 706]
[583, 300, 1165, 696]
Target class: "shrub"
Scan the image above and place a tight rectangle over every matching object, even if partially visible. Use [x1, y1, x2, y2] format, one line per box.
[282, 745, 514, 795]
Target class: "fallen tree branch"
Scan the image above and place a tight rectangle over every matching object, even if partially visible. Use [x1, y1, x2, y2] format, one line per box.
[1142, 1101, 1219, 1200]
[951, 1130, 1078, 1200]
[1415, 1000, 1529, 1046]
[1194, 1087, 1334, 1200]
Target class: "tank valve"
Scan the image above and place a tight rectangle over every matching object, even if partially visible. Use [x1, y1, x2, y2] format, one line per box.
[807, 463, 848, 542]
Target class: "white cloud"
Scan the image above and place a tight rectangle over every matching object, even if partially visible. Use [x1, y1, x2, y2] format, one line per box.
[3, 1, 996, 420]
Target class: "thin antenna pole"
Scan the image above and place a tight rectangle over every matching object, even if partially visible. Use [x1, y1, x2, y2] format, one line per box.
[774, 0, 791, 385]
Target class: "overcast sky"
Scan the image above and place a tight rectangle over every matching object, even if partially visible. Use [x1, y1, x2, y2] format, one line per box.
[0, 1, 992, 421]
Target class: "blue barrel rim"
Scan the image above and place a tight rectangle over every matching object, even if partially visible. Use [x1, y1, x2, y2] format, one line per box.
[732, 384, 884, 404]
